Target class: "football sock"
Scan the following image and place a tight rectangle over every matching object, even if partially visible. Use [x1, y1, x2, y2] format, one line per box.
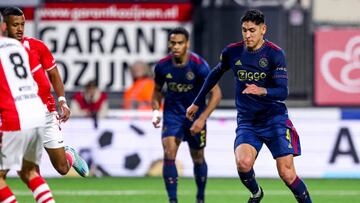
[65, 149, 74, 168]
[163, 159, 178, 202]
[194, 161, 208, 200]
[28, 176, 55, 203]
[251, 186, 263, 198]
[286, 176, 312, 203]
[238, 168, 260, 195]
[0, 186, 17, 203]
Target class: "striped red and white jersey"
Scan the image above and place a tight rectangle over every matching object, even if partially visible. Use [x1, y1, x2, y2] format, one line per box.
[21, 36, 57, 112]
[0, 37, 46, 131]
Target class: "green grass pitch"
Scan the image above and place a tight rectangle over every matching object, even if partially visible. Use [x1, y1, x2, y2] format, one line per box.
[6, 177, 360, 202]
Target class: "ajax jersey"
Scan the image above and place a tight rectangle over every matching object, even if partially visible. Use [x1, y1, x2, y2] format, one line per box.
[0, 37, 46, 131]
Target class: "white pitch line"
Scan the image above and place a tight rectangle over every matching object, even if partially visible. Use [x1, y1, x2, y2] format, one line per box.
[12, 190, 360, 196]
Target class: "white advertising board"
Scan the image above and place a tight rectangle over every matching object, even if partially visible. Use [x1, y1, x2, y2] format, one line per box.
[24, 3, 192, 91]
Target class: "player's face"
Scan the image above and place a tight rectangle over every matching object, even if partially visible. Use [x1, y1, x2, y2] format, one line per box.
[168, 34, 189, 59]
[242, 21, 266, 51]
[6, 15, 25, 41]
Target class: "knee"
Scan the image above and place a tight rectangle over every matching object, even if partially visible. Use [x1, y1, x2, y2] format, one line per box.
[190, 150, 205, 165]
[17, 169, 33, 184]
[278, 167, 297, 184]
[236, 157, 253, 172]
[163, 149, 176, 160]
[0, 170, 8, 181]
[192, 156, 205, 165]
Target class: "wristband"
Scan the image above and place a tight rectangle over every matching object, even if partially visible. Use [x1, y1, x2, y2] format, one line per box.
[58, 96, 66, 102]
[152, 110, 160, 122]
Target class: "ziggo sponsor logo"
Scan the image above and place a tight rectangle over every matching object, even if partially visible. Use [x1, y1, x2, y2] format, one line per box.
[237, 70, 267, 81]
[168, 82, 193, 92]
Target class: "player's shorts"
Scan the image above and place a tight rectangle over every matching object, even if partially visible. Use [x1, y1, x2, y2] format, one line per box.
[42, 111, 65, 149]
[0, 127, 44, 171]
[162, 116, 206, 150]
[234, 115, 301, 159]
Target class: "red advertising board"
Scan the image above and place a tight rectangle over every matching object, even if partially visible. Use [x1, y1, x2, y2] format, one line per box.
[315, 29, 360, 105]
[23, 3, 191, 21]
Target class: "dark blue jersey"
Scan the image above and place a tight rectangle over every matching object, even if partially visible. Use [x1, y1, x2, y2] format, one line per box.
[154, 52, 210, 118]
[194, 40, 288, 122]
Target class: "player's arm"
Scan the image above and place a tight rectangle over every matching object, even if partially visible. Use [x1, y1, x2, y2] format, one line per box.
[152, 83, 163, 128]
[264, 74, 288, 100]
[47, 68, 70, 122]
[151, 64, 164, 128]
[190, 84, 222, 135]
[40, 41, 71, 122]
[186, 58, 228, 121]
[264, 50, 288, 101]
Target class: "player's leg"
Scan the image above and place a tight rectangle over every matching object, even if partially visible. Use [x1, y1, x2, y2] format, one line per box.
[270, 119, 311, 203]
[234, 128, 264, 202]
[162, 136, 181, 203]
[235, 144, 263, 202]
[18, 127, 56, 202]
[0, 130, 31, 203]
[276, 155, 311, 203]
[189, 148, 207, 203]
[44, 147, 68, 175]
[0, 170, 18, 203]
[43, 111, 89, 177]
[18, 160, 56, 203]
[187, 129, 207, 203]
[265, 118, 311, 203]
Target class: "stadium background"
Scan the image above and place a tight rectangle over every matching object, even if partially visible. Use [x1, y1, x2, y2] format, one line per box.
[1, 0, 360, 202]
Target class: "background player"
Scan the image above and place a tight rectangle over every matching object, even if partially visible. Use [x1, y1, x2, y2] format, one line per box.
[186, 9, 312, 203]
[3, 7, 89, 177]
[152, 27, 222, 203]
[0, 14, 56, 202]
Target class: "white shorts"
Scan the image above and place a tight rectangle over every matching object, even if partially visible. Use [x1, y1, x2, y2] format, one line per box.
[43, 111, 65, 149]
[0, 128, 44, 171]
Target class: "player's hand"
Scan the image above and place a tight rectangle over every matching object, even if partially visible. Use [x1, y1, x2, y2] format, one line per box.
[59, 101, 71, 122]
[242, 83, 267, 96]
[190, 117, 205, 135]
[152, 110, 161, 128]
[186, 104, 199, 121]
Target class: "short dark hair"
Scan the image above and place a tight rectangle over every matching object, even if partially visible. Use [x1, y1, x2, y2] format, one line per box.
[3, 7, 24, 22]
[85, 80, 98, 89]
[241, 9, 265, 25]
[168, 27, 189, 41]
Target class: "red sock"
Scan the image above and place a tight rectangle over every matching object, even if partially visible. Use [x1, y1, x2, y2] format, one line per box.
[65, 151, 74, 167]
[0, 186, 17, 203]
[28, 176, 55, 203]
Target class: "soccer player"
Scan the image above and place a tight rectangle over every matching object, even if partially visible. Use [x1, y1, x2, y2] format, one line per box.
[186, 9, 312, 203]
[0, 14, 56, 202]
[3, 7, 89, 177]
[152, 27, 222, 203]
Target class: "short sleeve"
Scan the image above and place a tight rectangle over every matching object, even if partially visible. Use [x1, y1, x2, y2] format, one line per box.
[154, 63, 164, 87]
[197, 59, 211, 80]
[219, 47, 231, 71]
[39, 41, 56, 71]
